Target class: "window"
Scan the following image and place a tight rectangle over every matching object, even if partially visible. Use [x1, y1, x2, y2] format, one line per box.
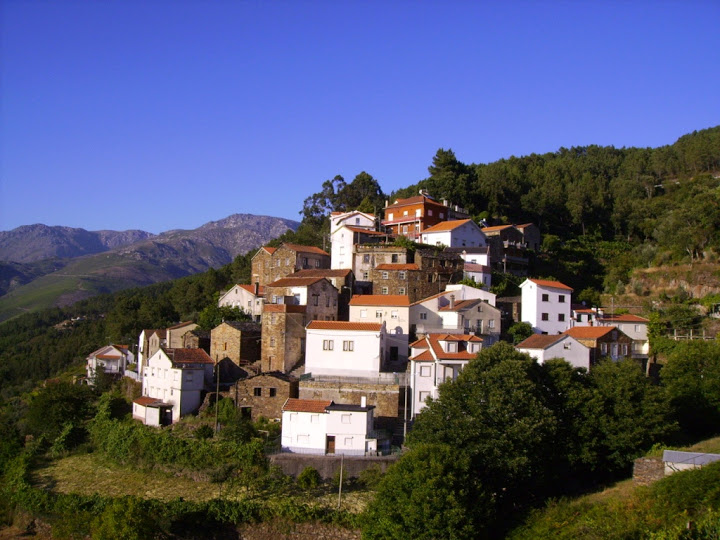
[391, 310, 398, 319]
[601, 343, 608, 355]
[428, 209, 433, 216]
[313, 295, 319, 306]
[419, 391, 431, 403]
[577, 314, 583, 322]
[360, 309, 368, 318]
[253, 387, 262, 397]
[297, 434, 309, 443]
[269, 388, 277, 397]
[488, 319, 495, 329]
[382, 271, 389, 279]
[416, 209, 421, 217]
[420, 312, 427, 320]
[289, 412, 297, 422]
[388, 212, 394, 221]
[558, 314, 565, 322]
[622, 344, 628, 356]
[323, 339, 334, 351]
[363, 254, 370, 263]
[542, 293, 549, 302]
[635, 324, 641, 332]
[420, 365, 431, 377]
[403, 210, 408, 216]
[270, 337, 276, 347]
[477, 305, 483, 312]
[564, 342, 571, 350]
[341, 414, 352, 424]
[362, 271, 369, 280]
[541, 313, 549, 321]
[376, 310, 383, 318]
[326, 296, 330, 307]
[559, 295, 566, 303]
[399, 287, 406, 295]
[392, 254, 399, 263]
[247, 300, 252, 307]
[355, 217, 360, 224]
[381, 287, 389, 295]
[315, 260, 320, 268]
[344, 437, 354, 446]
[302, 257, 308, 266]
[311, 414, 319, 424]
[439, 212, 444, 219]
[343, 340, 354, 351]
[398, 271, 406, 280]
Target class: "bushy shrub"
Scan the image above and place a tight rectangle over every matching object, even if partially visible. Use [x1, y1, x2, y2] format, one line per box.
[296, 466, 321, 490]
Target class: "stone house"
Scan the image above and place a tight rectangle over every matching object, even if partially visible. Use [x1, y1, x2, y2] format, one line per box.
[516, 223, 542, 251]
[597, 314, 650, 360]
[233, 371, 299, 421]
[166, 321, 199, 349]
[288, 268, 355, 321]
[261, 304, 307, 373]
[183, 329, 210, 353]
[330, 210, 390, 271]
[210, 320, 262, 365]
[481, 224, 529, 275]
[562, 326, 633, 365]
[264, 276, 339, 321]
[251, 243, 331, 287]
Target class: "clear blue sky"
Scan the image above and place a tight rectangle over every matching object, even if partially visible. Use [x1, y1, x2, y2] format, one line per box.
[2, 1, 719, 234]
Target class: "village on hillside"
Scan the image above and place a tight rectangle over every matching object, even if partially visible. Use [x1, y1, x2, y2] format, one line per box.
[85, 192, 650, 457]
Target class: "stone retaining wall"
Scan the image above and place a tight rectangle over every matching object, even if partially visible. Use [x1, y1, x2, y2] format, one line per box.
[270, 453, 399, 480]
[633, 456, 665, 486]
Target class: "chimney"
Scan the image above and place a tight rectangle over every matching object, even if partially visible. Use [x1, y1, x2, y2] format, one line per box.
[361, 396, 367, 408]
[450, 294, 456, 309]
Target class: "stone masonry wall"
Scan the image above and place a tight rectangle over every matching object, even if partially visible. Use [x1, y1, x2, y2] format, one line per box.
[633, 457, 665, 486]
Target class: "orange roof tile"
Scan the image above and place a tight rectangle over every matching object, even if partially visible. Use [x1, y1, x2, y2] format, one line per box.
[481, 224, 514, 233]
[238, 284, 265, 295]
[345, 226, 386, 235]
[375, 263, 419, 271]
[527, 278, 574, 291]
[421, 219, 473, 233]
[410, 350, 435, 362]
[166, 348, 214, 364]
[291, 269, 352, 278]
[134, 396, 162, 406]
[563, 326, 616, 339]
[283, 398, 333, 413]
[384, 195, 446, 209]
[307, 321, 383, 331]
[282, 243, 329, 256]
[266, 276, 326, 287]
[349, 295, 410, 306]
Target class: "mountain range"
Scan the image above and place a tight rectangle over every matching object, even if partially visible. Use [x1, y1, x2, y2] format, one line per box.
[0, 214, 299, 321]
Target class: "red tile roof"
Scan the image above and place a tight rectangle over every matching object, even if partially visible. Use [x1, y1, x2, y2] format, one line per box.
[481, 224, 514, 233]
[306, 321, 383, 331]
[345, 226, 386, 235]
[421, 219, 473, 233]
[166, 348, 214, 364]
[238, 284, 265, 295]
[266, 276, 326, 287]
[516, 334, 566, 349]
[282, 398, 333, 413]
[282, 243, 329, 256]
[464, 263, 491, 273]
[291, 269, 352, 278]
[349, 295, 410, 306]
[384, 195, 447, 209]
[168, 321, 196, 330]
[375, 263, 419, 271]
[411, 350, 435, 362]
[563, 326, 616, 340]
[526, 278, 574, 291]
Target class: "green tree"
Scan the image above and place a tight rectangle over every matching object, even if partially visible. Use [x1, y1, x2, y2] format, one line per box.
[197, 302, 251, 330]
[508, 322, 533, 344]
[24, 380, 95, 439]
[363, 444, 485, 540]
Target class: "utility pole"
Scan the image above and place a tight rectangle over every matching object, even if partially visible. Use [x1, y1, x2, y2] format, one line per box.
[214, 360, 220, 433]
[337, 454, 344, 510]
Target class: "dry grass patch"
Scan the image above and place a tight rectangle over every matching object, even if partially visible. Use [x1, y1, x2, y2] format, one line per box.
[30, 453, 248, 502]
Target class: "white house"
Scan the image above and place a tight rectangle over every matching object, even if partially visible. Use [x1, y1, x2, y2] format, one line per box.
[329, 210, 378, 270]
[86, 344, 134, 382]
[597, 314, 650, 359]
[348, 294, 410, 368]
[516, 333, 591, 370]
[281, 397, 377, 456]
[520, 278, 573, 334]
[409, 333, 483, 417]
[410, 285, 499, 340]
[420, 219, 487, 248]
[571, 305, 603, 327]
[304, 321, 387, 377]
[463, 262, 492, 288]
[446, 246, 491, 267]
[136, 347, 214, 426]
[218, 283, 265, 322]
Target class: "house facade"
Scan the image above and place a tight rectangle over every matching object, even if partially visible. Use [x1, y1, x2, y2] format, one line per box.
[288, 268, 355, 320]
[261, 304, 307, 373]
[138, 347, 214, 425]
[562, 326, 633, 365]
[409, 333, 483, 417]
[353, 245, 409, 294]
[597, 314, 650, 359]
[217, 284, 265, 322]
[481, 224, 529, 275]
[166, 321, 199, 349]
[420, 219, 487, 248]
[233, 372, 299, 421]
[304, 321, 387, 378]
[210, 320, 262, 365]
[516, 333, 591, 370]
[281, 398, 377, 456]
[520, 278, 573, 334]
[264, 276, 339, 321]
[251, 243, 331, 287]
[86, 344, 134, 382]
[382, 194, 450, 240]
[348, 294, 410, 368]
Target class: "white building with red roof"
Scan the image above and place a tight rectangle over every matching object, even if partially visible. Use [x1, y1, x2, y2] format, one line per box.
[349, 294, 411, 368]
[516, 333, 591, 370]
[86, 344, 134, 382]
[409, 333, 483, 416]
[305, 320, 388, 377]
[420, 218, 487, 248]
[218, 283, 265, 322]
[136, 347, 214, 425]
[571, 304, 603, 327]
[329, 210, 389, 271]
[520, 278, 573, 335]
[597, 314, 650, 359]
[281, 397, 378, 456]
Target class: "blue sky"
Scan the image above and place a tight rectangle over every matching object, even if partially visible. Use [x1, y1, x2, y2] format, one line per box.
[2, 1, 719, 234]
